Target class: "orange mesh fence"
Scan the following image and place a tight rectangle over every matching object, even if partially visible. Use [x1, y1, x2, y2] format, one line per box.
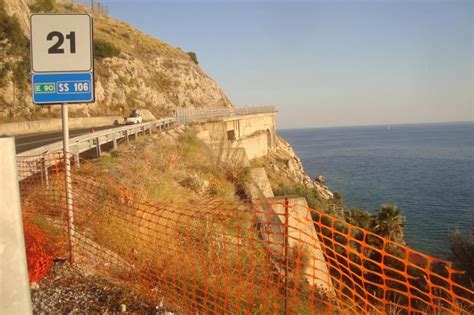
[17, 154, 474, 314]
[23, 222, 53, 282]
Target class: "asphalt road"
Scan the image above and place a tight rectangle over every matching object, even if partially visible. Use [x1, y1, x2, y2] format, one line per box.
[15, 125, 121, 154]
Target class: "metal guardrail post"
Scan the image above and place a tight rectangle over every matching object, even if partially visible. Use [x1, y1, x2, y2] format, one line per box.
[95, 137, 101, 157]
[112, 136, 118, 150]
[0, 138, 33, 314]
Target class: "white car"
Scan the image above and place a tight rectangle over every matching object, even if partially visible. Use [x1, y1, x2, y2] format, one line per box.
[125, 113, 143, 125]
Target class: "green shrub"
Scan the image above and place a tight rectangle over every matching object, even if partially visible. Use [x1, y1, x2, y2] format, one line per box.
[94, 39, 120, 59]
[0, 1, 30, 90]
[449, 227, 474, 288]
[187, 51, 199, 65]
[0, 62, 11, 87]
[0, 1, 28, 55]
[345, 208, 372, 230]
[12, 58, 30, 90]
[30, 0, 56, 13]
[274, 185, 325, 210]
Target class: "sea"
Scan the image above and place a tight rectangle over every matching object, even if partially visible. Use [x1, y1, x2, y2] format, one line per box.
[279, 122, 473, 258]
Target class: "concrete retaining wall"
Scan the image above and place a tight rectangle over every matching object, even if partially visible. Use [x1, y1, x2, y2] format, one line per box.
[258, 196, 335, 294]
[224, 113, 276, 148]
[235, 133, 269, 160]
[0, 116, 123, 136]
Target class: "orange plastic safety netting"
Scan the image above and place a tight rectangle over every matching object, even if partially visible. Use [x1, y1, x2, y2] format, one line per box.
[23, 222, 53, 282]
[17, 154, 474, 314]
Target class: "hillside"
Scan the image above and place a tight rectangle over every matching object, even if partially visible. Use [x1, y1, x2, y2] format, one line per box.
[0, 0, 232, 122]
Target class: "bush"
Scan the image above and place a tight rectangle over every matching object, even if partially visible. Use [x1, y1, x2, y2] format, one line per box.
[274, 185, 325, 210]
[30, 0, 56, 13]
[345, 208, 372, 230]
[94, 39, 120, 59]
[0, 1, 28, 55]
[0, 2, 30, 90]
[187, 51, 199, 65]
[449, 227, 474, 288]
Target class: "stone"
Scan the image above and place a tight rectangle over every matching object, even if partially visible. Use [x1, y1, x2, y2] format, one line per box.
[180, 174, 210, 195]
[315, 175, 326, 184]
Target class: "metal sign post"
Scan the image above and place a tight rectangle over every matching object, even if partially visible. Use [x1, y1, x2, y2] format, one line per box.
[30, 14, 94, 264]
[61, 103, 75, 263]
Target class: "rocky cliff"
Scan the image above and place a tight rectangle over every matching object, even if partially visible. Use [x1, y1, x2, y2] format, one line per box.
[253, 135, 334, 201]
[0, 0, 232, 122]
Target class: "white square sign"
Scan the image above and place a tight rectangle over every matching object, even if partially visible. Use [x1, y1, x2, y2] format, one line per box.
[31, 14, 93, 73]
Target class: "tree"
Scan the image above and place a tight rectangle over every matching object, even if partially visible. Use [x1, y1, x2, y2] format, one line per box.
[449, 227, 474, 288]
[187, 52, 199, 65]
[372, 204, 405, 244]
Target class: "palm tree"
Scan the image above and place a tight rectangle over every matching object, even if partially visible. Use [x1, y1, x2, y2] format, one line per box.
[372, 204, 405, 244]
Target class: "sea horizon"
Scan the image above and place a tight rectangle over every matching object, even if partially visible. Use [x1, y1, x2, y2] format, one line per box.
[278, 120, 474, 131]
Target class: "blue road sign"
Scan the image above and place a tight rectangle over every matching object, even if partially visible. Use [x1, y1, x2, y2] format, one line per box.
[32, 72, 94, 104]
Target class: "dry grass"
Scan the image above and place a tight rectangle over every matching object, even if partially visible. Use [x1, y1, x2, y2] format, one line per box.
[59, 129, 291, 311]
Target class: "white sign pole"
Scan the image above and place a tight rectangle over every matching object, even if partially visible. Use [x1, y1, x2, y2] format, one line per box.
[31, 14, 94, 264]
[61, 103, 75, 263]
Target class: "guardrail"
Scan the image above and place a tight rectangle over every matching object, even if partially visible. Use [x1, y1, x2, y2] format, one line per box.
[16, 118, 176, 180]
[175, 106, 276, 124]
[16, 105, 275, 179]
[18, 117, 175, 158]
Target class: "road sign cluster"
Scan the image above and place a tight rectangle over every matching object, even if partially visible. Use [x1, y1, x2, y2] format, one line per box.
[30, 14, 94, 104]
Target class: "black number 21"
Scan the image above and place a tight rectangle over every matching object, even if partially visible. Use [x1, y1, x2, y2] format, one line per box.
[47, 31, 76, 54]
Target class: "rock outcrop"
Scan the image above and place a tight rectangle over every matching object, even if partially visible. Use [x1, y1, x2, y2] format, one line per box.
[253, 135, 334, 201]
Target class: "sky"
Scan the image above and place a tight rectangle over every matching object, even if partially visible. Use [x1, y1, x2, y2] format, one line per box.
[100, 0, 473, 129]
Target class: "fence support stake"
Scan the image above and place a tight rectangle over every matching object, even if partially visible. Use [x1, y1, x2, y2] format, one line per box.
[284, 197, 289, 315]
[42, 156, 49, 189]
[0, 137, 33, 315]
[62, 103, 75, 264]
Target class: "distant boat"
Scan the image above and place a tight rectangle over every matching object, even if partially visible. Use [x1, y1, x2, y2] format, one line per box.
[387, 125, 391, 131]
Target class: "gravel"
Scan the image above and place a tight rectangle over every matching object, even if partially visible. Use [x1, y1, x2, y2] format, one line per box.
[30, 260, 164, 314]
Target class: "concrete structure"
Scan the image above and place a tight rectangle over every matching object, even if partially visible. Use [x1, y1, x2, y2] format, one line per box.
[0, 116, 123, 136]
[248, 167, 274, 199]
[194, 112, 277, 160]
[0, 138, 32, 314]
[255, 197, 334, 294]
